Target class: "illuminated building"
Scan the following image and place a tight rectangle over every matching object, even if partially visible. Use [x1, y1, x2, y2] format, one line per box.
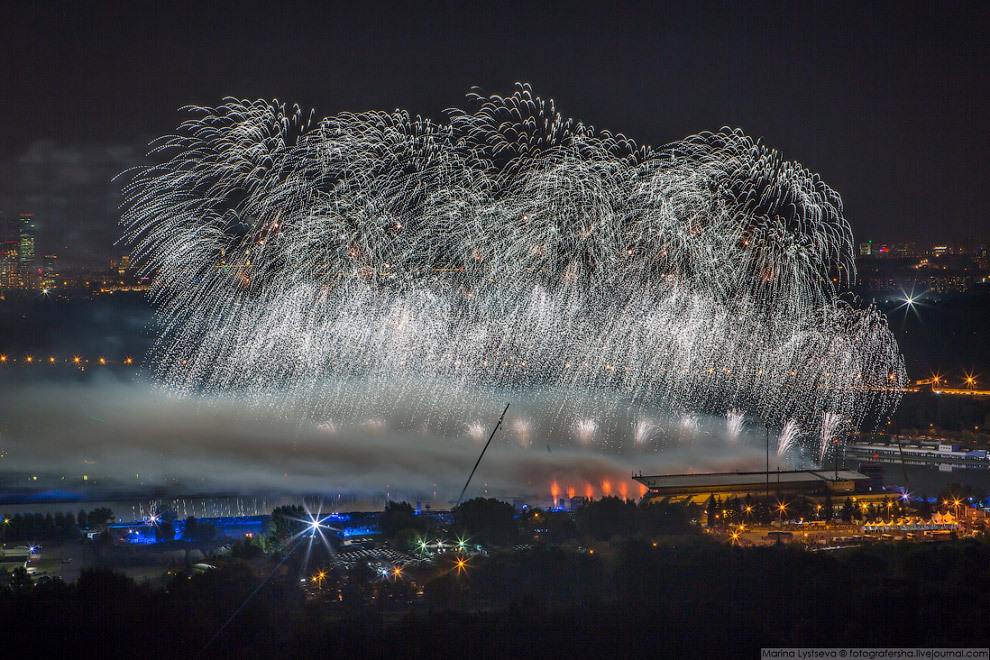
[18, 213, 38, 289]
[19, 214, 36, 266]
[41, 254, 58, 289]
[0, 214, 18, 289]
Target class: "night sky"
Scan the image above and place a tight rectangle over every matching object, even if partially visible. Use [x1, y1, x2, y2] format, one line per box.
[2, 0, 987, 265]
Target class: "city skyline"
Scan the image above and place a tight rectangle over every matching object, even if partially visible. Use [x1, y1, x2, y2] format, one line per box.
[2, 199, 988, 274]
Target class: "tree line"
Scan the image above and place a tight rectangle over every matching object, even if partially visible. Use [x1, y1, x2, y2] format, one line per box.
[0, 536, 984, 658]
[0, 507, 114, 543]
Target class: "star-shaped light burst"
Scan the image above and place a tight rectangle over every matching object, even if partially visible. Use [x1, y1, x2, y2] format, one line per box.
[284, 504, 339, 578]
[893, 284, 928, 325]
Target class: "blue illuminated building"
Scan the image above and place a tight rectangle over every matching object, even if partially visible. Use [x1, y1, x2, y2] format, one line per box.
[109, 515, 269, 544]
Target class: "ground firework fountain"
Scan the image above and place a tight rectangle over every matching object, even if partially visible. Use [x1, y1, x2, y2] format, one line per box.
[818, 412, 845, 464]
[633, 419, 657, 445]
[776, 419, 801, 458]
[573, 419, 598, 445]
[726, 410, 745, 444]
[121, 85, 905, 463]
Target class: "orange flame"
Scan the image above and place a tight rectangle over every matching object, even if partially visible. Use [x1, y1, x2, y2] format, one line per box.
[602, 479, 612, 495]
[551, 481, 559, 499]
[567, 486, 575, 499]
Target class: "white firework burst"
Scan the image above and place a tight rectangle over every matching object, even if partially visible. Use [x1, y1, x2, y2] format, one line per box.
[120, 85, 906, 452]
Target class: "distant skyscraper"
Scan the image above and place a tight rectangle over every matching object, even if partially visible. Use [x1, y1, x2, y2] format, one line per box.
[42, 254, 58, 289]
[0, 213, 19, 288]
[18, 213, 38, 289]
[18, 213, 36, 266]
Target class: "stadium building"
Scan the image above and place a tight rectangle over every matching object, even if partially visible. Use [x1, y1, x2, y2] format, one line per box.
[634, 469, 873, 504]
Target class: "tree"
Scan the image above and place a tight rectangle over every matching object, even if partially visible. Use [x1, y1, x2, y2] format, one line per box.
[841, 498, 854, 523]
[379, 501, 428, 540]
[575, 496, 638, 541]
[937, 482, 983, 508]
[341, 559, 377, 610]
[10, 513, 25, 540]
[88, 507, 114, 529]
[452, 498, 518, 546]
[822, 492, 834, 523]
[231, 536, 264, 559]
[393, 527, 423, 552]
[726, 496, 742, 524]
[533, 510, 579, 544]
[9, 566, 33, 596]
[156, 521, 175, 542]
[44, 513, 56, 538]
[639, 500, 694, 536]
[77, 509, 88, 529]
[269, 505, 305, 541]
[183, 516, 216, 542]
[92, 531, 115, 563]
[706, 495, 720, 527]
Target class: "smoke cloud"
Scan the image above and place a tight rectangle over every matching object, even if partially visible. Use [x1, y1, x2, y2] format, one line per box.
[0, 372, 791, 506]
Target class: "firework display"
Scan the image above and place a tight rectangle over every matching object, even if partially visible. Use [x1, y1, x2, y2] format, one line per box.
[121, 85, 905, 464]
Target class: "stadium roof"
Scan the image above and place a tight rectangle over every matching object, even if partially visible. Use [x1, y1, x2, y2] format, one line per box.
[635, 470, 868, 491]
